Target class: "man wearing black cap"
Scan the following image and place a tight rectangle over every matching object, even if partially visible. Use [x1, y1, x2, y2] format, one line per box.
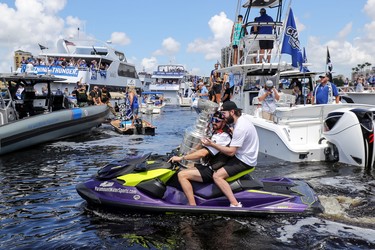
[253, 8, 274, 63]
[311, 73, 339, 104]
[201, 101, 259, 207]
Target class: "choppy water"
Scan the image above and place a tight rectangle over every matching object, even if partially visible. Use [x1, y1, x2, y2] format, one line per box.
[0, 106, 374, 250]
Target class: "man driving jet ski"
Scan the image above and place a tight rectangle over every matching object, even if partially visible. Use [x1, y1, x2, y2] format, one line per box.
[169, 111, 233, 206]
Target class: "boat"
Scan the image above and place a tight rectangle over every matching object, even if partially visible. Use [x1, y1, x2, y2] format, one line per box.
[340, 88, 375, 105]
[149, 64, 189, 105]
[76, 98, 323, 215]
[217, 0, 375, 170]
[0, 73, 109, 155]
[15, 38, 143, 94]
[110, 119, 156, 136]
[140, 91, 166, 114]
[110, 96, 156, 135]
[138, 71, 154, 89]
[178, 80, 195, 107]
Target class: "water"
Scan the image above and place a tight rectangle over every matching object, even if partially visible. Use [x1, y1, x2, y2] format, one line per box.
[0, 106, 374, 250]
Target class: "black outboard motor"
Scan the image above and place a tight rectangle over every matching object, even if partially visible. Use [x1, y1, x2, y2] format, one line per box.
[134, 118, 143, 134]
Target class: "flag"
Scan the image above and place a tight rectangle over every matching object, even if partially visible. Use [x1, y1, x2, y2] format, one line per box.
[38, 43, 48, 50]
[301, 47, 310, 73]
[326, 47, 333, 81]
[281, 8, 303, 70]
[64, 39, 75, 46]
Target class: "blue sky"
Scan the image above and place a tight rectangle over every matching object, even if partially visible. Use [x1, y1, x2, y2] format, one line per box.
[0, 0, 373, 78]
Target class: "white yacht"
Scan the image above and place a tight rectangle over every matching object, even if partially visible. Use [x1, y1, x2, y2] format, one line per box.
[149, 64, 188, 105]
[16, 38, 142, 94]
[218, 0, 375, 170]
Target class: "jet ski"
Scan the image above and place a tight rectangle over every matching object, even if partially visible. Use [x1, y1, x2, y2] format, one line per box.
[76, 151, 324, 216]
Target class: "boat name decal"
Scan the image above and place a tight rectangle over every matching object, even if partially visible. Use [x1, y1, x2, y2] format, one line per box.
[94, 186, 137, 194]
[29, 65, 79, 77]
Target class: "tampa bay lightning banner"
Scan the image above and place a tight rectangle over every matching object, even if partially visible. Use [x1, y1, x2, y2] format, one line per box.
[281, 8, 303, 70]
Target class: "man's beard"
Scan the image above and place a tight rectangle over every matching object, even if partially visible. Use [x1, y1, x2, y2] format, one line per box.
[225, 114, 234, 125]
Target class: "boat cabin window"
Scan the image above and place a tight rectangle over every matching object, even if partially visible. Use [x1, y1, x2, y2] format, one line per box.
[75, 47, 108, 56]
[115, 51, 126, 62]
[118, 64, 137, 78]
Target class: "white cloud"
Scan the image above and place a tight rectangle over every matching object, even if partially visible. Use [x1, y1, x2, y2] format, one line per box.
[187, 12, 232, 61]
[141, 57, 158, 72]
[0, 0, 70, 72]
[110, 32, 131, 46]
[338, 22, 352, 39]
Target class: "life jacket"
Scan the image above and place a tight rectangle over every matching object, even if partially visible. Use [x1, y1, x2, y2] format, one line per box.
[101, 91, 108, 102]
[77, 88, 88, 102]
[203, 124, 233, 170]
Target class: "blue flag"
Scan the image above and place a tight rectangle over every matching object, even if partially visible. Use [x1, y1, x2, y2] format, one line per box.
[281, 8, 303, 70]
[301, 47, 310, 72]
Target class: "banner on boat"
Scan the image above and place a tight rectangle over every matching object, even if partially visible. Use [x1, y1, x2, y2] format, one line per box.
[21, 65, 79, 77]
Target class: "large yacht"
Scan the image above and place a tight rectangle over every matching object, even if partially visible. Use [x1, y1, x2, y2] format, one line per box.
[16, 38, 142, 94]
[149, 64, 188, 105]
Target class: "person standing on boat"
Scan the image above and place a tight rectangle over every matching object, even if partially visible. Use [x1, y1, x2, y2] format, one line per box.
[198, 82, 209, 100]
[128, 87, 139, 126]
[231, 15, 247, 65]
[312, 73, 339, 104]
[74, 84, 88, 107]
[168, 111, 233, 206]
[88, 86, 102, 105]
[202, 101, 259, 207]
[253, 8, 274, 63]
[257, 80, 280, 121]
[221, 82, 231, 103]
[101, 86, 116, 116]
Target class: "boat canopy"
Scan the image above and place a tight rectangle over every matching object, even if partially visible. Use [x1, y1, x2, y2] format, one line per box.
[242, 0, 281, 8]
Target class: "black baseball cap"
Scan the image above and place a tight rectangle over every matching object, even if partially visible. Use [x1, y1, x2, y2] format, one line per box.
[221, 101, 242, 111]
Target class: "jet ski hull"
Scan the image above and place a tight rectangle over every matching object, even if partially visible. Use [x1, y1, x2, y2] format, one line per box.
[76, 155, 324, 216]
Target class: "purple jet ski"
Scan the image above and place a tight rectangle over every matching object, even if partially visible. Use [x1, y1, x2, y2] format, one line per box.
[76, 152, 324, 216]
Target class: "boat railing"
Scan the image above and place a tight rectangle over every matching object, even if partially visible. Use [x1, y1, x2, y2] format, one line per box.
[222, 21, 283, 67]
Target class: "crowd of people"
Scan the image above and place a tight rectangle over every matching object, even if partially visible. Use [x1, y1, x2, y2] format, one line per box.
[20, 56, 109, 73]
[193, 63, 235, 105]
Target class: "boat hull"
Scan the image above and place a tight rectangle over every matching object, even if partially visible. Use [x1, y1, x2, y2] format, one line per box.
[0, 105, 109, 155]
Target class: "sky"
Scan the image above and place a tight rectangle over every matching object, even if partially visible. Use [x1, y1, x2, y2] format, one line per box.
[0, 0, 374, 78]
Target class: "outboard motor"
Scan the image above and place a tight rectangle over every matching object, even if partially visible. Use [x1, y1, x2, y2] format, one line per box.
[134, 118, 143, 134]
[323, 108, 375, 169]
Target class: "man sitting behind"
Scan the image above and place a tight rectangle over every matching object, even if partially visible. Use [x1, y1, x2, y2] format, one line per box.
[168, 111, 233, 206]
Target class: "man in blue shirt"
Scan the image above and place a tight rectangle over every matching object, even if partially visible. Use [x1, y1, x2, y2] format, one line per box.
[312, 73, 339, 104]
[198, 82, 209, 100]
[253, 8, 274, 63]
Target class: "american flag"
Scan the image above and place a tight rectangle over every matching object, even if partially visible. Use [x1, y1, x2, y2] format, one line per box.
[64, 39, 75, 46]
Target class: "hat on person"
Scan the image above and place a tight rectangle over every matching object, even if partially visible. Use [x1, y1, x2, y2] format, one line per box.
[213, 111, 225, 120]
[221, 101, 242, 111]
[265, 80, 273, 88]
[260, 8, 266, 14]
[319, 73, 330, 78]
